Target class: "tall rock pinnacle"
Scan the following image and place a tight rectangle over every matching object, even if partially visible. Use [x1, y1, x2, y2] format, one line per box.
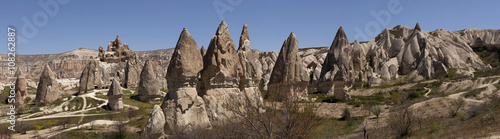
[318, 26, 354, 101]
[138, 60, 161, 102]
[35, 65, 62, 103]
[162, 28, 211, 133]
[267, 32, 309, 101]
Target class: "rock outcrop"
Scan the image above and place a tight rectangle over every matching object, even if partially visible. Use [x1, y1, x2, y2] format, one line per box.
[35, 65, 62, 103]
[144, 105, 166, 137]
[9, 70, 27, 105]
[99, 35, 137, 63]
[200, 45, 207, 57]
[78, 37, 142, 94]
[162, 28, 211, 133]
[138, 60, 161, 102]
[267, 32, 309, 101]
[199, 21, 246, 123]
[107, 78, 123, 111]
[318, 27, 353, 101]
[124, 58, 142, 88]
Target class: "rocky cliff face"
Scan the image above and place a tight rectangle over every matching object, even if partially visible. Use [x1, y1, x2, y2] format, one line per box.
[35, 65, 62, 104]
[267, 32, 310, 101]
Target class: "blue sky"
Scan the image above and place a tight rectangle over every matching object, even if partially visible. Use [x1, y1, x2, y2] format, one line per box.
[1, 0, 499, 54]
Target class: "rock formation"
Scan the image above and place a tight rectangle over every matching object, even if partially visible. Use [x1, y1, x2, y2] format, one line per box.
[79, 37, 142, 95]
[124, 58, 142, 88]
[267, 32, 309, 101]
[200, 45, 207, 57]
[35, 65, 62, 104]
[9, 70, 27, 105]
[199, 21, 246, 123]
[318, 27, 354, 101]
[162, 28, 211, 133]
[107, 78, 123, 111]
[144, 105, 165, 137]
[138, 60, 161, 102]
[99, 35, 137, 63]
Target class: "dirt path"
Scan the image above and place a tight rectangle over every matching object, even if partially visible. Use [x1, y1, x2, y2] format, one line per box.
[424, 87, 431, 97]
[78, 96, 87, 124]
[448, 92, 485, 103]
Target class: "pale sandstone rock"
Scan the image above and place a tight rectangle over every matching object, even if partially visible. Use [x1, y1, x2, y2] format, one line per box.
[107, 78, 123, 111]
[162, 28, 211, 133]
[268, 32, 309, 101]
[35, 65, 62, 103]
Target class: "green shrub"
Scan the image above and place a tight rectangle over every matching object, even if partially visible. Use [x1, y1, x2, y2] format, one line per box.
[371, 105, 385, 118]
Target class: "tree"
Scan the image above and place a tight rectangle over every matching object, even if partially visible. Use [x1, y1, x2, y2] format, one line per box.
[115, 120, 127, 138]
[57, 118, 71, 130]
[216, 92, 322, 138]
[449, 98, 465, 117]
[127, 109, 137, 120]
[388, 106, 416, 137]
[371, 105, 385, 118]
[106, 113, 115, 120]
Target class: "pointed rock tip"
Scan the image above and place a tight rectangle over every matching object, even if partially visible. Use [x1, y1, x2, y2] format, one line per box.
[219, 20, 227, 27]
[415, 22, 421, 31]
[337, 26, 346, 35]
[289, 32, 296, 38]
[181, 28, 191, 36]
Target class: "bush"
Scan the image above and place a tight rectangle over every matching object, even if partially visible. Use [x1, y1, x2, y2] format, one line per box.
[407, 92, 421, 100]
[341, 107, 352, 125]
[371, 105, 385, 118]
[449, 98, 465, 118]
[388, 106, 417, 137]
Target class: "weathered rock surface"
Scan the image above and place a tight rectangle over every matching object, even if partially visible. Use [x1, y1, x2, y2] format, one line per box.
[144, 105, 166, 137]
[162, 28, 211, 133]
[35, 65, 62, 103]
[107, 78, 123, 111]
[138, 60, 161, 102]
[78, 60, 127, 94]
[99, 36, 137, 63]
[9, 70, 27, 105]
[124, 58, 142, 88]
[268, 32, 309, 101]
[199, 21, 263, 123]
[318, 27, 353, 101]
[200, 45, 207, 57]
[78, 37, 144, 95]
[237, 24, 260, 88]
